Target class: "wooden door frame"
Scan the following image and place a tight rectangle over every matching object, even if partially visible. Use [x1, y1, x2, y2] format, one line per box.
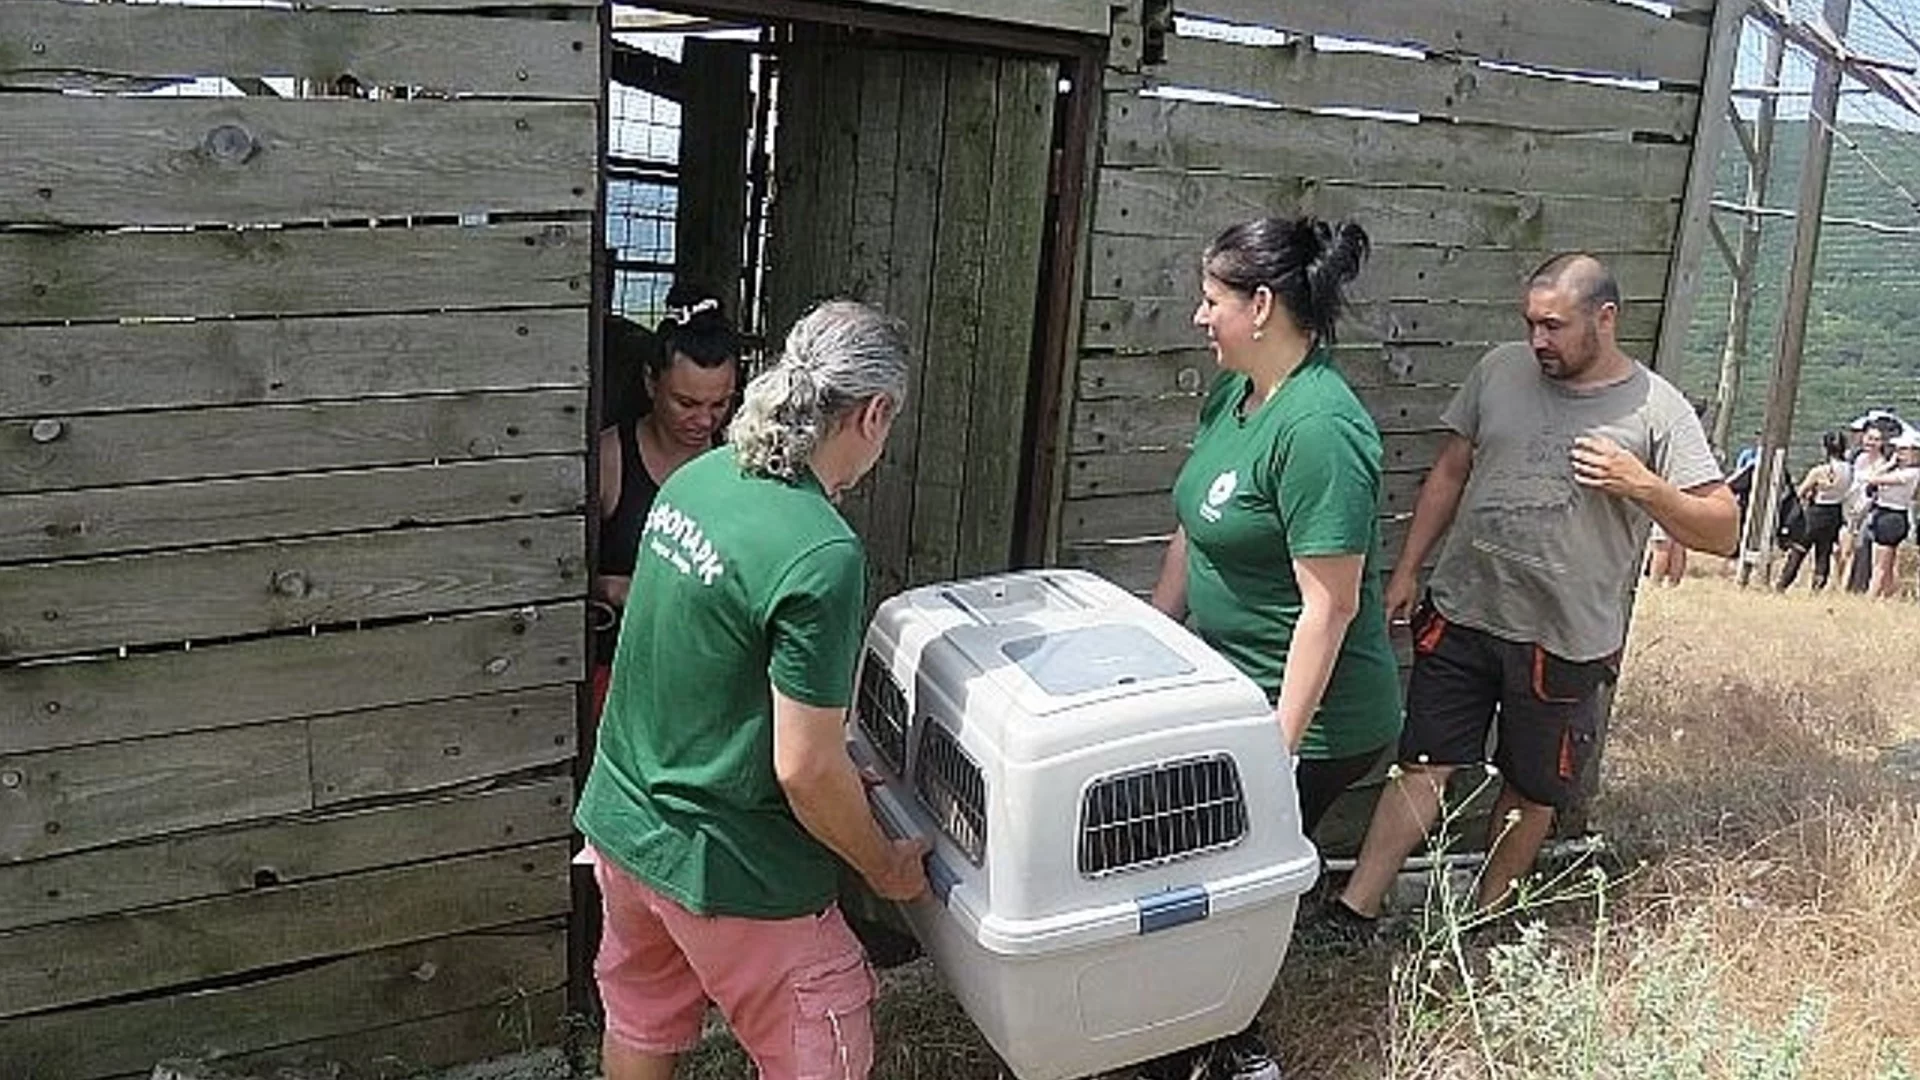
[660, 0, 1105, 569]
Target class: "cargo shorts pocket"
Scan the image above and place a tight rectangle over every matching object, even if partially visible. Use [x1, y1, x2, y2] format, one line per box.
[792, 953, 877, 1080]
[1529, 645, 1612, 705]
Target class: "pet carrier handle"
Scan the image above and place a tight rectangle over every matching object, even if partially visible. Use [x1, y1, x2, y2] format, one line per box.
[867, 784, 956, 906]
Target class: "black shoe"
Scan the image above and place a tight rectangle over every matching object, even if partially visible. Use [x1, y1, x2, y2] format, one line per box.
[1293, 897, 1380, 952]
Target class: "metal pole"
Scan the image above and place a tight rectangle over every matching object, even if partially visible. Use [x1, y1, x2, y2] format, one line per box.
[1711, 22, 1785, 460]
[1743, 0, 1852, 586]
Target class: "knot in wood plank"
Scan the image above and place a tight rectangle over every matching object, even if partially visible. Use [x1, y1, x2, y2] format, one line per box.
[270, 569, 310, 598]
[201, 124, 260, 166]
[28, 418, 64, 443]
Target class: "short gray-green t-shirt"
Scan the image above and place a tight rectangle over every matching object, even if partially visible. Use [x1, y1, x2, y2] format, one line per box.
[1429, 342, 1722, 661]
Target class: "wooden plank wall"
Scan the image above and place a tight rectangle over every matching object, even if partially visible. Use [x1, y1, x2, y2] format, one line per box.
[766, 37, 1058, 602]
[0, 1, 596, 1076]
[1062, 0, 1714, 589]
[1064, 0, 1727, 846]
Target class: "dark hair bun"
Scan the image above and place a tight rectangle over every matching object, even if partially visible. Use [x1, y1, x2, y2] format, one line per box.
[654, 282, 739, 370]
[1203, 215, 1369, 345]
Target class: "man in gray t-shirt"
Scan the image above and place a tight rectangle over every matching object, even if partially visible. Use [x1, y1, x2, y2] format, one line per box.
[1326, 254, 1738, 934]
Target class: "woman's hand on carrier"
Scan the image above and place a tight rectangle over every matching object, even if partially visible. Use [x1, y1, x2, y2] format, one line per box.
[868, 837, 932, 902]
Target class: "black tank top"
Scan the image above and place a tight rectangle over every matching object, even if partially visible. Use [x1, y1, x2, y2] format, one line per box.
[598, 417, 662, 579]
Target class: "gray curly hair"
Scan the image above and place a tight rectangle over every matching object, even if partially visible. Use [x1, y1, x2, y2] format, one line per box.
[729, 300, 910, 481]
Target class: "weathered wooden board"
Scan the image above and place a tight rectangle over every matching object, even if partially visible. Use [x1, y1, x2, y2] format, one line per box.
[958, 56, 1055, 577]
[1, 98, 594, 227]
[1, 388, 585, 495]
[0, 221, 590, 324]
[1090, 236, 1673, 301]
[1103, 97, 1693, 200]
[675, 39, 753, 315]
[908, 54, 998, 587]
[0, 457, 583, 565]
[215, 988, 567, 1080]
[0, 841, 569, 1019]
[3, 923, 566, 1080]
[0, 778, 570, 933]
[856, 0, 1107, 35]
[1084, 296, 1664, 351]
[1058, 469, 1430, 541]
[1154, 35, 1698, 139]
[1061, 515, 1415, 592]
[0, 309, 587, 418]
[231, 0, 594, 7]
[0, 721, 311, 863]
[1067, 436, 1450, 503]
[856, 48, 925, 603]
[311, 686, 575, 806]
[801, 44, 875, 538]
[1173, 0, 1711, 84]
[1077, 345, 1495, 398]
[1092, 170, 1683, 252]
[763, 37, 823, 342]
[1, 603, 583, 756]
[0, 517, 583, 661]
[1655, 0, 1748, 383]
[1342, 303, 1665, 350]
[0, 2, 598, 99]
[1070, 385, 1452, 457]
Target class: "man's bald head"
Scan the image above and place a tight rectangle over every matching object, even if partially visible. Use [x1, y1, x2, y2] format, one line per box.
[1527, 253, 1621, 313]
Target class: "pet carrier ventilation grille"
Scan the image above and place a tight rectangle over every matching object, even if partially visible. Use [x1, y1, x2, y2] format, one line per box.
[855, 651, 909, 773]
[1078, 754, 1248, 876]
[915, 721, 987, 865]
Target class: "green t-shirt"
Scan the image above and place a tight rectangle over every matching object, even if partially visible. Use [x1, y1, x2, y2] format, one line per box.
[1173, 355, 1404, 760]
[576, 448, 866, 919]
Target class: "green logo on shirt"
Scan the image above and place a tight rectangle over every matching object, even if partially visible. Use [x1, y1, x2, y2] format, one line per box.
[1201, 469, 1238, 523]
[644, 499, 726, 585]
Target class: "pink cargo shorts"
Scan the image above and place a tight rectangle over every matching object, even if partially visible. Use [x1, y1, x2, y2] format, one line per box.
[588, 846, 878, 1080]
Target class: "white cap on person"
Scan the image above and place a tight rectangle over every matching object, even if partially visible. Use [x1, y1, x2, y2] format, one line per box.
[1892, 429, 1920, 451]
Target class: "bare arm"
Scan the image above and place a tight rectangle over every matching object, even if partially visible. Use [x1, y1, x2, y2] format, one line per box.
[1273, 554, 1364, 751]
[1382, 434, 1474, 621]
[772, 688, 928, 901]
[1571, 436, 1739, 556]
[1149, 527, 1190, 621]
[593, 426, 630, 607]
[1797, 463, 1826, 502]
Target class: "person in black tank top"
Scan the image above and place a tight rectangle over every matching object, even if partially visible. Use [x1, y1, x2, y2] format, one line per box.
[592, 287, 741, 709]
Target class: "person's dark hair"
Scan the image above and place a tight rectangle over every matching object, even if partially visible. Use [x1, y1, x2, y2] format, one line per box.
[1202, 216, 1370, 345]
[1822, 430, 1848, 459]
[1528, 252, 1622, 312]
[651, 282, 739, 379]
[601, 314, 655, 426]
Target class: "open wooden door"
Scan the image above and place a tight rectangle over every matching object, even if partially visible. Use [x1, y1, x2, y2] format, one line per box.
[765, 35, 1059, 600]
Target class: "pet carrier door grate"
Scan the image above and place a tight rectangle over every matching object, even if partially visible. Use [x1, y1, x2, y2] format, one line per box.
[855, 651, 909, 772]
[915, 721, 987, 865]
[1078, 755, 1248, 876]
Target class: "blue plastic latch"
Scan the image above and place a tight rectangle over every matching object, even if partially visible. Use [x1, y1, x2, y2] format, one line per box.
[1136, 884, 1210, 934]
[926, 854, 958, 906]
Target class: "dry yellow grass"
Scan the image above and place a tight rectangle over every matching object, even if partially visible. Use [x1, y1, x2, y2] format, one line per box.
[671, 577, 1920, 1080]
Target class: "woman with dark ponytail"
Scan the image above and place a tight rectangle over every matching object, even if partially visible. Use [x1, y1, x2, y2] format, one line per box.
[592, 284, 741, 715]
[1144, 217, 1401, 1080]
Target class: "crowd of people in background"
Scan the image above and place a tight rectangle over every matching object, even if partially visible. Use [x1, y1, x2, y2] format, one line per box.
[1652, 408, 1920, 599]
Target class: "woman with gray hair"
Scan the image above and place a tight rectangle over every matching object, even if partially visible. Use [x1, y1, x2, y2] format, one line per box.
[577, 299, 925, 1080]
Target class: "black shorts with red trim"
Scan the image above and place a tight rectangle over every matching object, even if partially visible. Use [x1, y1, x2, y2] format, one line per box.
[1399, 601, 1617, 810]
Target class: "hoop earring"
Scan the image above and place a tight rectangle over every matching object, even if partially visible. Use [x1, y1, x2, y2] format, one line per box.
[1252, 329, 1265, 341]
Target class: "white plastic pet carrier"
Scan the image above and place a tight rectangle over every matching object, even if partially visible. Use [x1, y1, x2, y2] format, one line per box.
[849, 569, 1318, 1080]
